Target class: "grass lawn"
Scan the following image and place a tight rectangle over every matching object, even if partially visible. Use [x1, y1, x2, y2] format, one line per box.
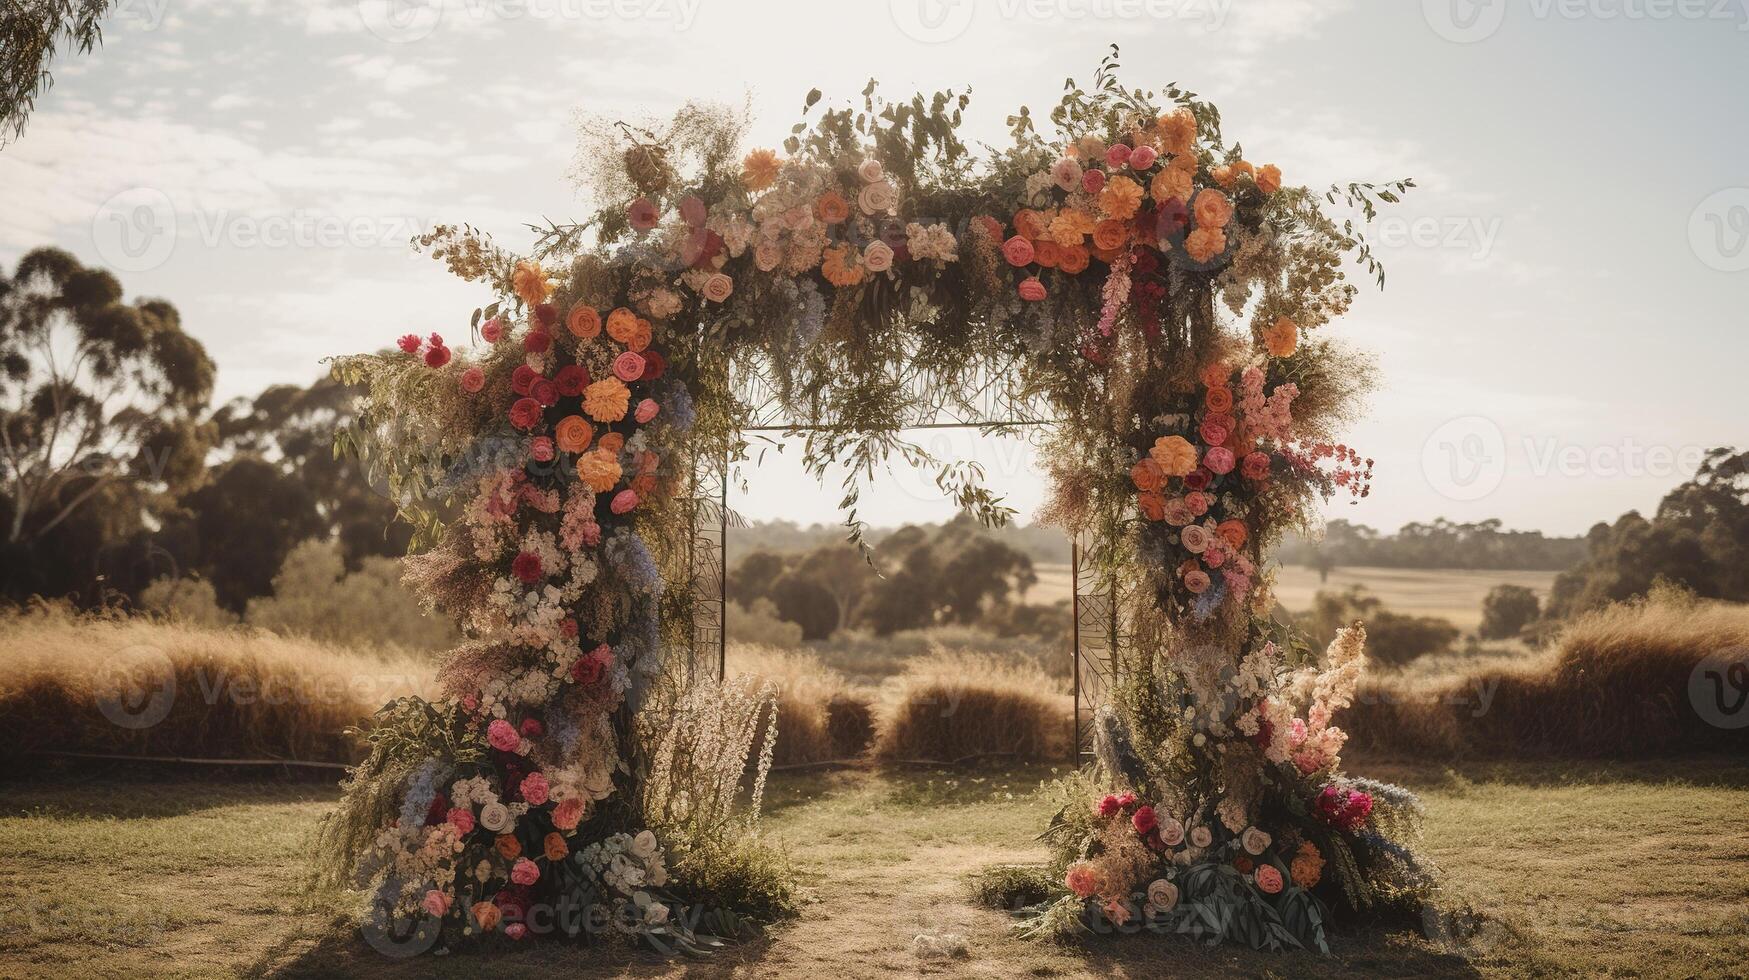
[1, 757, 1745, 978]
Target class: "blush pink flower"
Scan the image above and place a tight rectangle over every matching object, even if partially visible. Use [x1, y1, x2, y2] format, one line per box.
[510, 858, 540, 886]
[1129, 145, 1158, 169]
[1105, 143, 1132, 168]
[446, 807, 475, 834]
[627, 197, 659, 232]
[634, 398, 659, 424]
[610, 489, 640, 514]
[1204, 446, 1236, 475]
[422, 889, 451, 917]
[459, 366, 485, 393]
[1183, 569, 1212, 594]
[1254, 865, 1284, 895]
[1017, 276, 1047, 302]
[529, 436, 554, 463]
[519, 771, 549, 806]
[487, 718, 520, 752]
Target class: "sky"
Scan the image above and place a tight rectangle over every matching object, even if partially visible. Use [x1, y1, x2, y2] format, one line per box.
[3, 0, 1745, 536]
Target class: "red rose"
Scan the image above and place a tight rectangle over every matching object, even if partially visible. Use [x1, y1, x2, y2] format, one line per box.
[511, 365, 538, 396]
[569, 655, 602, 685]
[1131, 805, 1159, 835]
[524, 330, 551, 354]
[423, 345, 451, 368]
[397, 334, 421, 353]
[639, 350, 667, 380]
[1185, 467, 1212, 491]
[519, 717, 544, 739]
[511, 551, 543, 584]
[533, 302, 558, 327]
[509, 397, 542, 430]
[531, 380, 559, 407]
[1199, 417, 1230, 446]
[554, 364, 588, 397]
[1096, 794, 1123, 818]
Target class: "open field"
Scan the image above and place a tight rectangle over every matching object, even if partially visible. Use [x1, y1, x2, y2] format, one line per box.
[2, 757, 1746, 978]
[1032, 564, 1561, 633]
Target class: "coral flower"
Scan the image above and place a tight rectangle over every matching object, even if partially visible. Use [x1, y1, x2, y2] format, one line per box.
[520, 771, 549, 806]
[1241, 451, 1271, 481]
[511, 259, 551, 306]
[1057, 245, 1090, 274]
[552, 798, 585, 831]
[1254, 865, 1284, 895]
[741, 148, 781, 191]
[508, 397, 542, 431]
[575, 449, 622, 493]
[1130, 457, 1165, 492]
[605, 307, 640, 345]
[815, 191, 850, 225]
[1064, 862, 1102, 900]
[567, 304, 601, 339]
[1137, 491, 1166, 522]
[1192, 188, 1233, 229]
[1263, 315, 1298, 358]
[510, 858, 539, 886]
[1205, 385, 1234, 413]
[1017, 276, 1047, 302]
[1204, 446, 1236, 475]
[1092, 219, 1128, 251]
[583, 377, 630, 423]
[1150, 435, 1198, 477]
[1150, 167, 1193, 206]
[1216, 519, 1249, 550]
[1002, 235, 1035, 267]
[613, 351, 646, 382]
[1012, 208, 1047, 240]
[555, 415, 593, 454]
[634, 398, 659, 424]
[610, 489, 639, 514]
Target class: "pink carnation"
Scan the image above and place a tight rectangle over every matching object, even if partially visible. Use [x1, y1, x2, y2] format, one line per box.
[397, 334, 421, 354]
[510, 858, 540, 886]
[1204, 446, 1236, 475]
[1131, 805, 1159, 835]
[422, 889, 451, 917]
[446, 807, 475, 834]
[519, 771, 549, 806]
[610, 489, 640, 514]
[487, 718, 520, 752]
[634, 398, 659, 424]
[423, 345, 451, 368]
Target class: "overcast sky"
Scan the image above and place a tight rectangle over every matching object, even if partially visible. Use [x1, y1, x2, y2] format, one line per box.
[3, 0, 1745, 535]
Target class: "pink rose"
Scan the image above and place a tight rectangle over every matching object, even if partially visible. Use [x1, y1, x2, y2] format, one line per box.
[1017, 276, 1047, 302]
[863, 240, 894, 273]
[504, 922, 528, 940]
[628, 197, 659, 232]
[510, 857, 540, 886]
[480, 317, 504, 343]
[1199, 417, 1231, 446]
[446, 807, 475, 834]
[1180, 524, 1211, 554]
[1184, 569, 1211, 594]
[634, 398, 659, 424]
[1001, 235, 1035, 267]
[1105, 143, 1132, 168]
[1254, 865, 1284, 895]
[1241, 451, 1271, 480]
[422, 889, 451, 917]
[1158, 817, 1185, 846]
[487, 718, 520, 752]
[1081, 168, 1106, 194]
[459, 367, 485, 393]
[610, 489, 639, 514]
[613, 351, 646, 382]
[1204, 446, 1236, 475]
[519, 771, 549, 806]
[701, 273, 734, 303]
[552, 797, 586, 831]
[529, 436, 554, 463]
[1129, 145, 1158, 169]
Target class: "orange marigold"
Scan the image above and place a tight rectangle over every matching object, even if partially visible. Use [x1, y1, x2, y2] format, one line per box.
[1263, 315, 1298, 358]
[512, 259, 551, 306]
[582, 377, 630, 423]
[741, 148, 781, 192]
[576, 449, 622, 493]
[820, 244, 865, 287]
[1290, 841, 1324, 889]
[1151, 167, 1194, 205]
[1150, 435, 1198, 477]
[1185, 226, 1226, 263]
[1097, 176, 1144, 221]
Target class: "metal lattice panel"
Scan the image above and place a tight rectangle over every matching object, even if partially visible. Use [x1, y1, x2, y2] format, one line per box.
[685, 457, 728, 684]
[1072, 534, 1128, 760]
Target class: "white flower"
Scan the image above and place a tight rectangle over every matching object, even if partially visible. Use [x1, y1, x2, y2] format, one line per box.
[857, 158, 884, 183]
[1158, 816, 1185, 846]
[858, 180, 897, 215]
[629, 830, 659, 859]
[1145, 879, 1179, 911]
[1241, 827, 1272, 856]
[1189, 825, 1213, 848]
[863, 240, 894, 273]
[479, 802, 513, 833]
[643, 901, 670, 927]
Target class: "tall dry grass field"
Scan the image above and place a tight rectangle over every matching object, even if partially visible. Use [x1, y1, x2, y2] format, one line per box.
[0, 604, 432, 766]
[873, 651, 1072, 762]
[1347, 596, 1749, 758]
[728, 645, 875, 764]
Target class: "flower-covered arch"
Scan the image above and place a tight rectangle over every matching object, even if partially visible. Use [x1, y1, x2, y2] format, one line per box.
[322, 49, 1430, 955]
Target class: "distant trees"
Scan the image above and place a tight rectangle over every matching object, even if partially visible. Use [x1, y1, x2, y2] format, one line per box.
[1297, 587, 1458, 666]
[1479, 585, 1540, 640]
[1546, 448, 1749, 617]
[727, 515, 1041, 641]
[0, 248, 215, 600]
[1277, 518, 1586, 571]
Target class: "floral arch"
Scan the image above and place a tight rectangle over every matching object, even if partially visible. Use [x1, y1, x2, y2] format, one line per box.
[321, 50, 1433, 956]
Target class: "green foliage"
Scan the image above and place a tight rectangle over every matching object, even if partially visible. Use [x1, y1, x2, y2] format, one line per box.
[1, 0, 111, 142]
[1297, 586, 1458, 666]
[665, 837, 797, 926]
[243, 539, 458, 651]
[1478, 584, 1539, 640]
[968, 865, 1058, 911]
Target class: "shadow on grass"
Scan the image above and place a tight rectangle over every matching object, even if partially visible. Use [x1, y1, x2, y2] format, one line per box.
[0, 770, 337, 820]
[1353, 754, 1749, 791]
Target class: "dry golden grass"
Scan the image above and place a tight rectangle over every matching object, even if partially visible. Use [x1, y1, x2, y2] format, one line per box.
[0, 604, 432, 766]
[873, 651, 1072, 763]
[728, 645, 875, 764]
[1347, 597, 1749, 758]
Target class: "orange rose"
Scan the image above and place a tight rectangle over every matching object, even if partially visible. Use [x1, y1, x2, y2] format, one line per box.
[555, 415, 593, 454]
[1256, 163, 1282, 195]
[1184, 227, 1225, 263]
[1263, 315, 1298, 358]
[1093, 219, 1128, 251]
[567, 304, 601, 339]
[582, 377, 630, 423]
[1216, 519, 1248, 550]
[1057, 244, 1090, 274]
[1211, 164, 1236, 189]
[1013, 209, 1047, 241]
[1131, 457, 1165, 492]
[597, 431, 626, 456]
[1033, 239, 1062, 268]
[495, 834, 521, 860]
[543, 832, 568, 861]
[605, 307, 639, 345]
[1137, 491, 1166, 522]
[576, 449, 622, 493]
[815, 191, 849, 225]
[1205, 386, 1234, 413]
[626, 317, 653, 353]
[1192, 188, 1232, 229]
[741, 148, 781, 192]
[471, 901, 502, 932]
[1150, 435, 1198, 477]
